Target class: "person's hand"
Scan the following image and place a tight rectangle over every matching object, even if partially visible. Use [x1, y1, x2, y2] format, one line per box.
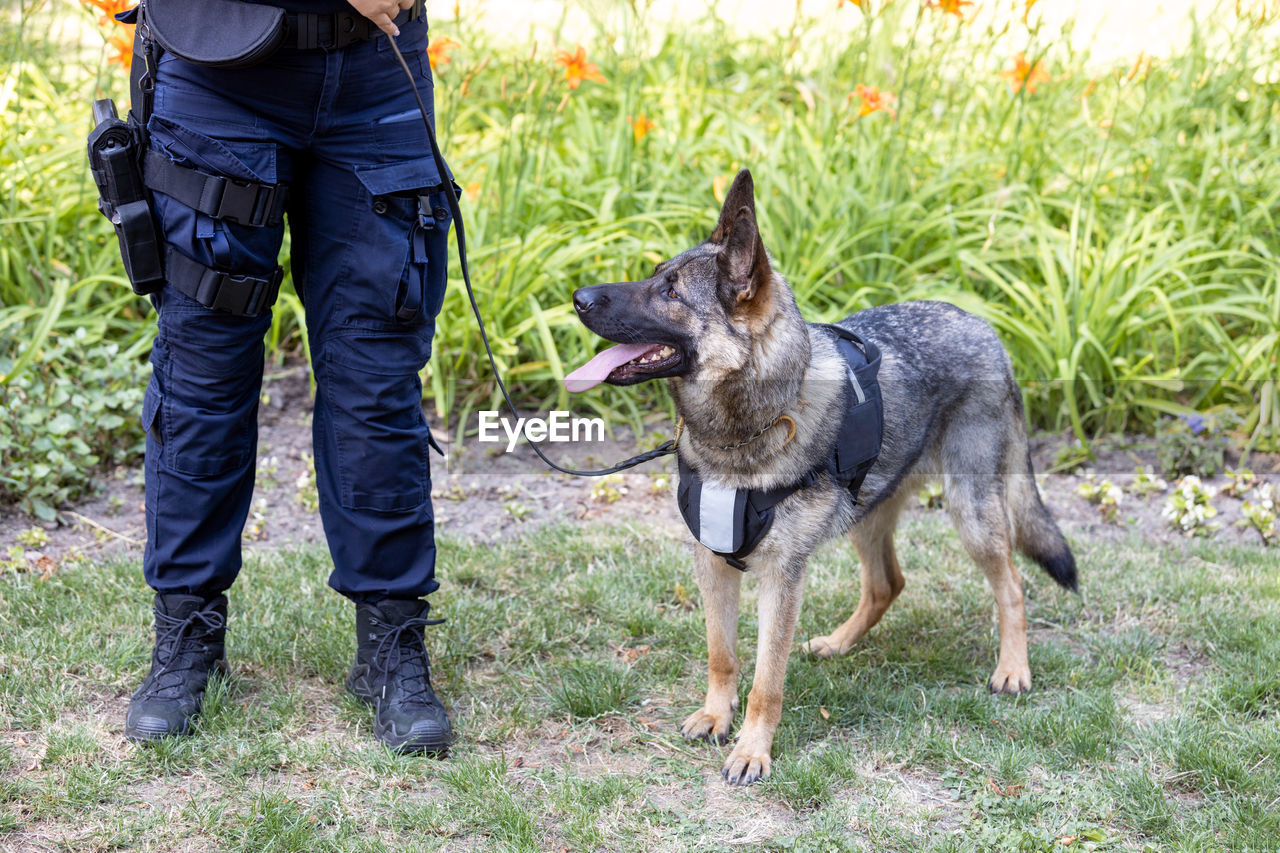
[347, 0, 415, 38]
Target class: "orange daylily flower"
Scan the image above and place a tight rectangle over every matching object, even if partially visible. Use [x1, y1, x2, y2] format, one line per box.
[107, 33, 133, 70]
[1001, 52, 1049, 94]
[1124, 51, 1153, 83]
[927, 0, 973, 18]
[1235, 0, 1279, 24]
[463, 180, 482, 202]
[712, 174, 730, 203]
[427, 37, 460, 72]
[81, 0, 133, 69]
[555, 46, 607, 91]
[82, 0, 131, 26]
[627, 114, 656, 143]
[852, 84, 897, 118]
[838, 0, 866, 7]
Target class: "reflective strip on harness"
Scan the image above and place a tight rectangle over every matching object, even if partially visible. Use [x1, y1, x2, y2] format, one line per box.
[847, 363, 866, 404]
[697, 481, 743, 554]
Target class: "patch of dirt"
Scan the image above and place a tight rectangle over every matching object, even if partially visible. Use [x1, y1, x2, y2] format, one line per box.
[0, 366, 683, 575]
[2, 367, 1276, 577]
[891, 770, 965, 832]
[1026, 433, 1280, 550]
[1119, 696, 1175, 726]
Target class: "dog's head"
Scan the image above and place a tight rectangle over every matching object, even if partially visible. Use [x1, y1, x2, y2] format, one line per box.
[567, 169, 793, 391]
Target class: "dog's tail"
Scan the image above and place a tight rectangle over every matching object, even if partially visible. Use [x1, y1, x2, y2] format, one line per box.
[1008, 447, 1078, 592]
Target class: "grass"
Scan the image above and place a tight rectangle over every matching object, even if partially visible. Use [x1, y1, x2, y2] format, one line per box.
[2, 514, 1279, 850]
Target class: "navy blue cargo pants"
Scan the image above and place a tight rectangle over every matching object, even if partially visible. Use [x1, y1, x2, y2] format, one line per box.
[142, 14, 448, 602]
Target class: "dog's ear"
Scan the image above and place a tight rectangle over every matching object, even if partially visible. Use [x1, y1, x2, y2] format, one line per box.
[716, 203, 771, 304]
[709, 169, 755, 244]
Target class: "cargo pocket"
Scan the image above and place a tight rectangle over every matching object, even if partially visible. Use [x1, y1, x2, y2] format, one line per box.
[146, 114, 281, 270]
[142, 384, 161, 550]
[402, 192, 452, 325]
[149, 335, 256, 479]
[164, 394, 254, 478]
[147, 114, 276, 184]
[320, 331, 436, 513]
[353, 158, 456, 330]
[141, 384, 163, 446]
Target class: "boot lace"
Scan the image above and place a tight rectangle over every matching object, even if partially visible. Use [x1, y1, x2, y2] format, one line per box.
[139, 608, 225, 700]
[372, 615, 445, 705]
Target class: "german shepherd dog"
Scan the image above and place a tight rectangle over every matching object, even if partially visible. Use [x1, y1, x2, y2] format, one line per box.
[566, 170, 1077, 785]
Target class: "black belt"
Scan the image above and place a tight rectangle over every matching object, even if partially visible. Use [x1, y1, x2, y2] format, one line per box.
[285, 3, 423, 51]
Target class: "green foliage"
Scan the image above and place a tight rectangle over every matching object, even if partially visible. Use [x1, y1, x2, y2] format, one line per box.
[429, 0, 1280, 444]
[0, 330, 147, 519]
[3, 0, 1280, 518]
[1154, 410, 1236, 479]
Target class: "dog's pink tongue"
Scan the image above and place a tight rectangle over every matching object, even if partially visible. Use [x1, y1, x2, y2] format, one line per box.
[564, 343, 652, 392]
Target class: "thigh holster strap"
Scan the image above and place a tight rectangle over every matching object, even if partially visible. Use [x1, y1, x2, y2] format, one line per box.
[145, 150, 288, 227]
[165, 246, 283, 316]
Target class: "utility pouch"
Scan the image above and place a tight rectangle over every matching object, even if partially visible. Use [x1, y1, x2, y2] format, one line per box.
[88, 99, 165, 294]
[146, 0, 286, 68]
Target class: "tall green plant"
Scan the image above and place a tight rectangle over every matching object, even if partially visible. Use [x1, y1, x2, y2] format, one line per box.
[3, 0, 1280, 504]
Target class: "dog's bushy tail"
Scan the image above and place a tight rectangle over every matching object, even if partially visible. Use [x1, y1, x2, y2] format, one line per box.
[1009, 449, 1078, 591]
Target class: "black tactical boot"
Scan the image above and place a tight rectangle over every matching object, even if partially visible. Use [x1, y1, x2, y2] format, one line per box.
[125, 593, 228, 742]
[346, 598, 451, 754]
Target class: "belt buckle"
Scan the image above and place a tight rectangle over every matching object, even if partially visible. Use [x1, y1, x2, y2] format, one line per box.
[244, 266, 285, 315]
[333, 12, 364, 48]
[215, 178, 259, 226]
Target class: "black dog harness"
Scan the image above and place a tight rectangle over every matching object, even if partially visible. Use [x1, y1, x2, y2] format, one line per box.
[676, 324, 884, 570]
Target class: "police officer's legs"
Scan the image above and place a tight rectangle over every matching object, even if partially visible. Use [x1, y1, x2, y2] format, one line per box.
[288, 20, 452, 753]
[128, 56, 292, 741]
[128, 12, 451, 751]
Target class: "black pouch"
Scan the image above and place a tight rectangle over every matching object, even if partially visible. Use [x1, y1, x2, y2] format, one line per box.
[146, 0, 287, 68]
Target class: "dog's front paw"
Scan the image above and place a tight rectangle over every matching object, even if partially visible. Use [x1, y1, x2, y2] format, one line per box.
[721, 739, 772, 786]
[988, 663, 1031, 695]
[681, 707, 733, 744]
[801, 635, 843, 659]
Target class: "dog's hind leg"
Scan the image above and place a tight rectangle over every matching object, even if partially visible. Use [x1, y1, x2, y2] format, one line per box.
[681, 548, 742, 745]
[947, 476, 1031, 694]
[802, 489, 909, 659]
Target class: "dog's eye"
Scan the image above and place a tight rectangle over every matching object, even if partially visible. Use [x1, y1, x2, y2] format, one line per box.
[663, 271, 679, 299]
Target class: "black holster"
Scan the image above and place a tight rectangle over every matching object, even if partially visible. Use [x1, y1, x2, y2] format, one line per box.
[87, 99, 164, 294]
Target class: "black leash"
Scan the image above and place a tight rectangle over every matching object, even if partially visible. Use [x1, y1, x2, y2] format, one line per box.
[385, 38, 676, 477]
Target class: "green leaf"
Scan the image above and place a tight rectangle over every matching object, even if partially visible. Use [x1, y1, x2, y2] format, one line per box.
[47, 413, 76, 436]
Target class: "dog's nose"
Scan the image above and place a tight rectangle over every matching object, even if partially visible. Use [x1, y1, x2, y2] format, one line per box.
[573, 286, 605, 315]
